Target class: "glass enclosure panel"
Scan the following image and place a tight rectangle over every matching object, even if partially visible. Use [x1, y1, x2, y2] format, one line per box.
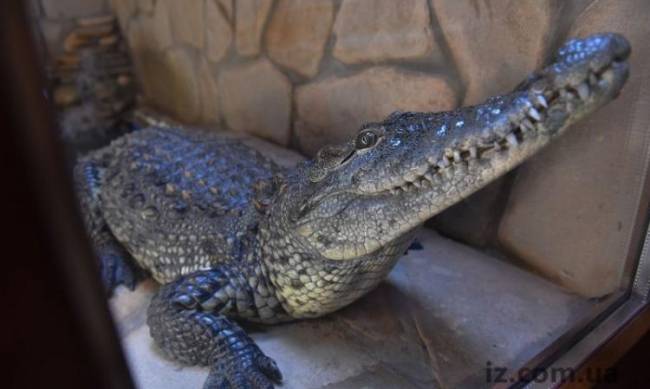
[27, 0, 650, 388]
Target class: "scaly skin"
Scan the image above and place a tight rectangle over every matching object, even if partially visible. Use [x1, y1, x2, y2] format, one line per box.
[75, 33, 630, 388]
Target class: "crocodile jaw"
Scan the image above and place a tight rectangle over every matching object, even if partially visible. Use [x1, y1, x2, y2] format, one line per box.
[289, 33, 630, 261]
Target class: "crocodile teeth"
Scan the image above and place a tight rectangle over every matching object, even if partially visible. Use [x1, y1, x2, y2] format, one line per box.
[560, 88, 576, 100]
[469, 147, 477, 159]
[566, 100, 576, 112]
[453, 150, 462, 162]
[438, 157, 450, 168]
[576, 82, 590, 100]
[535, 95, 548, 108]
[527, 107, 542, 121]
[404, 172, 417, 182]
[416, 164, 429, 175]
[521, 118, 535, 132]
[506, 133, 519, 146]
[601, 68, 615, 82]
[412, 180, 422, 189]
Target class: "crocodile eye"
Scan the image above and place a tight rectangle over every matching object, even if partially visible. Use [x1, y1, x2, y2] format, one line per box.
[355, 130, 378, 149]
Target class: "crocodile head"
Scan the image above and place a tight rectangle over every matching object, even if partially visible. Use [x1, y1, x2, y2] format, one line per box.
[270, 33, 629, 263]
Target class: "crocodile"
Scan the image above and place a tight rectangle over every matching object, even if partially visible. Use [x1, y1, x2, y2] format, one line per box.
[74, 33, 630, 389]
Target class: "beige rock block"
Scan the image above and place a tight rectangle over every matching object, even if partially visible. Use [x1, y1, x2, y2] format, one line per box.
[77, 14, 115, 27]
[498, 0, 650, 298]
[332, 0, 437, 64]
[55, 52, 80, 67]
[39, 20, 64, 57]
[42, 0, 106, 19]
[295, 67, 456, 155]
[63, 24, 115, 52]
[109, 0, 136, 32]
[126, 16, 147, 52]
[168, 0, 204, 49]
[218, 0, 234, 21]
[130, 28, 201, 123]
[266, 0, 334, 78]
[163, 48, 202, 122]
[235, 0, 273, 56]
[127, 10, 171, 55]
[53, 84, 79, 106]
[136, 0, 154, 14]
[432, 1, 554, 105]
[219, 59, 292, 145]
[197, 58, 221, 124]
[150, 0, 173, 50]
[205, 0, 232, 63]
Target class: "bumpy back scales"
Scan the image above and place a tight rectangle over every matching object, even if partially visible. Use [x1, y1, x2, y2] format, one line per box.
[97, 127, 284, 283]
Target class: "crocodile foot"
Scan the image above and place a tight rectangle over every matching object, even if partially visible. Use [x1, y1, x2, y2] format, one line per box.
[204, 349, 282, 389]
[98, 248, 142, 294]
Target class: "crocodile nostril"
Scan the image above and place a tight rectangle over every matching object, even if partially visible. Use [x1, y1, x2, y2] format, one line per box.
[611, 34, 632, 60]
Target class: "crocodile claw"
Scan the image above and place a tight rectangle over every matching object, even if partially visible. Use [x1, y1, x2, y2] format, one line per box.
[204, 351, 282, 389]
[98, 249, 142, 294]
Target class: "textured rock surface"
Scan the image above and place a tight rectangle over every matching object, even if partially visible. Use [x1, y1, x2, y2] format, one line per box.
[168, 0, 204, 49]
[498, 0, 650, 298]
[42, 0, 107, 19]
[115, 229, 593, 389]
[295, 67, 456, 155]
[219, 59, 292, 145]
[266, 0, 334, 77]
[39, 19, 64, 57]
[110, 0, 136, 32]
[197, 58, 221, 124]
[218, 0, 234, 21]
[235, 0, 273, 56]
[332, 0, 438, 64]
[136, 0, 154, 14]
[127, 2, 172, 53]
[432, 1, 554, 105]
[131, 45, 200, 123]
[205, 0, 232, 63]
[149, 0, 173, 50]
[127, 17, 166, 96]
[162, 48, 201, 122]
[33, 2, 136, 150]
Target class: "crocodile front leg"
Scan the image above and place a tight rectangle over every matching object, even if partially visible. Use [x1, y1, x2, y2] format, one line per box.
[74, 155, 142, 293]
[147, 268, 283, 389]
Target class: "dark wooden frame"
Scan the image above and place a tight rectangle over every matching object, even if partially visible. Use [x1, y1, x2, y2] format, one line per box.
[1, 2, 134, 388]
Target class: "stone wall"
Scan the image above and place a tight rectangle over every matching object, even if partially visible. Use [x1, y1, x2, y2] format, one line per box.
[32, 0, 112, 58]
[111, 0, 589, 153]
[30, 0, 136, 149]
